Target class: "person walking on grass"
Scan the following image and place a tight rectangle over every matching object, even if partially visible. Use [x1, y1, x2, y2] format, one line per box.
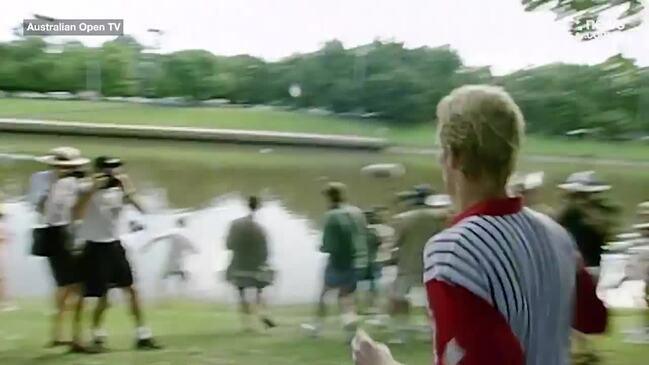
[303, 182, 368, 339]
[0, 203, 17, 312]
[71, 156, 161, 353]
[27, 147, 89, 347]
[354, 85, 607, 365]
[609, 201, 649, 342]
[388, 185, 449, 344]
[225, 196, 276, 331]
[358, 208, 384, 315]
[555, 171, 618, 361]
[140, 216, 199, 301]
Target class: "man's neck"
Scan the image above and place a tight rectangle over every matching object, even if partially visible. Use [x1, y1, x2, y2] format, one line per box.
[455, 179, 509, 213]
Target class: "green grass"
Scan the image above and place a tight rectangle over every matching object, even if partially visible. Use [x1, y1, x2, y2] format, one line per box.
[1, 98, 649, 161]
[0, 301, 647, 365]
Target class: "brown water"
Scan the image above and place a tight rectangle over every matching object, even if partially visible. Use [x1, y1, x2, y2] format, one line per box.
[1, 134, 648, 306]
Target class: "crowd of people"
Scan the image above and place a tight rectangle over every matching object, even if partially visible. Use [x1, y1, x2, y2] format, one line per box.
[0, 84, 647, 364]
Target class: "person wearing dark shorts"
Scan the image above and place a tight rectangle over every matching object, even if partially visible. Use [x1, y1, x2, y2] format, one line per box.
[302, 182, 368, 338]
[28, 147, 89, 347]
[81, 240, 134, 298]
[71, 156, 161, 353]
[225, 196, 276, 331]
[45, 226, 80, 288]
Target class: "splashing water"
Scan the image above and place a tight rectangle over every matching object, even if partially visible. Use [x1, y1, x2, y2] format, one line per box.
[1, 192, 645, 307]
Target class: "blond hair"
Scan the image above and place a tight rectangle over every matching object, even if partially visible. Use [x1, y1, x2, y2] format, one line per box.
[436, 85, 525, 185]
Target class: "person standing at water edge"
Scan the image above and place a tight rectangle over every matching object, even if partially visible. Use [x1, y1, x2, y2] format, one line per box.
[71, 156, 161, 352]
[140, 216, 199, 300]
[359, 208, 384, 314]
[225, 196, 276, 331]
[0, 203, 17, 312]
[388, 185, 449, 344]
[556, 171, 618, 281]
[27, 147, 89, 347]
[304, 182, 368, 338]
[354, 85, 607, 365]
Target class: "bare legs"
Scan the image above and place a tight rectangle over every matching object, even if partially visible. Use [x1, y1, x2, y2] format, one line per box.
[236, 287, 275, 331]
[51, 284, 78, 345]
[73, 285, 149, 347]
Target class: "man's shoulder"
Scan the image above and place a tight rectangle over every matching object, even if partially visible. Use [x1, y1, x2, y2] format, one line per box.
[29, 170, 50, 184]
[230, 216, 248, 226]
[523, 207, 574, 244]
[424, 225, 469, 255]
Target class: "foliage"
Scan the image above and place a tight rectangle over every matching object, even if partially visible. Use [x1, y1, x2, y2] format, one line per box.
[0, 36, 647, 137]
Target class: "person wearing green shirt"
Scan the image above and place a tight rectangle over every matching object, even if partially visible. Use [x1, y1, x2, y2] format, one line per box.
[303, 182, 368, 338]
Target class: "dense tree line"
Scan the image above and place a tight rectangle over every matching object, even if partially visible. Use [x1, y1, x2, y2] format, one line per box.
[0, 36, 647, 137]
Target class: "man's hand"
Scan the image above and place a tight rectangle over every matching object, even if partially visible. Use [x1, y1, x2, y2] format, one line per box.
[352, 330, 402, 365]
[115, 173, 136, 196]
[91, 174, 109, 190]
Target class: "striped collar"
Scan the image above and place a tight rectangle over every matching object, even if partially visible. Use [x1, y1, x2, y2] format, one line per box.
[451, 197, 523, 226]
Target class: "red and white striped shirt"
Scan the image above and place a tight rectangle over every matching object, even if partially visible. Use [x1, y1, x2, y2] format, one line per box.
[424, 197, 607, 365]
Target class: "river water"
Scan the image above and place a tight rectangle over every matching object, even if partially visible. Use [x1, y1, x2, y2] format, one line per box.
[0, 135, 648, 307]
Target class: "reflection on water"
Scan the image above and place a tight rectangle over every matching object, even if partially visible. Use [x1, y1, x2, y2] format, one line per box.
[2, 194, 645, 307]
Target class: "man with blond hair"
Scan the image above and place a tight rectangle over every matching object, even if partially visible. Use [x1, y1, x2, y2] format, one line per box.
[354, 85, 607, 365]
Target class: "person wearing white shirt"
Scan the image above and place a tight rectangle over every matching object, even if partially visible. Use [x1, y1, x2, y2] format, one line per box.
[71, 156, 161, 353]
[0, 202, 17, 312]
[27, 147, 89, 348]
[140, 216, 199, 299]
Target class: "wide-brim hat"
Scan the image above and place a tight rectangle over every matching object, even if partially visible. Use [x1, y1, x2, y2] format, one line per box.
[424, 194, 452, 208]
[510, 171, 544, 192]
[557, 171, 611, 193]
[36, 146, 89, 167]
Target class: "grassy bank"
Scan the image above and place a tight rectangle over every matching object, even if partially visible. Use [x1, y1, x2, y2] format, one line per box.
[0, 301, 647, 365]
[1, 98, 648, 161]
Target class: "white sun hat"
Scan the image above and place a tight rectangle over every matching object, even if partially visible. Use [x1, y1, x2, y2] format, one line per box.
[510, 171, 545, 192]
[557, 171, 611, 193]
[36, 146, 90, 167]
[425, 194, 452, 208]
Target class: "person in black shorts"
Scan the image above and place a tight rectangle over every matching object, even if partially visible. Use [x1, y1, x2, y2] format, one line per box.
[225, 196, 276, 331]
[28, 147, 89, 347]
[71, 156, 161, 353]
